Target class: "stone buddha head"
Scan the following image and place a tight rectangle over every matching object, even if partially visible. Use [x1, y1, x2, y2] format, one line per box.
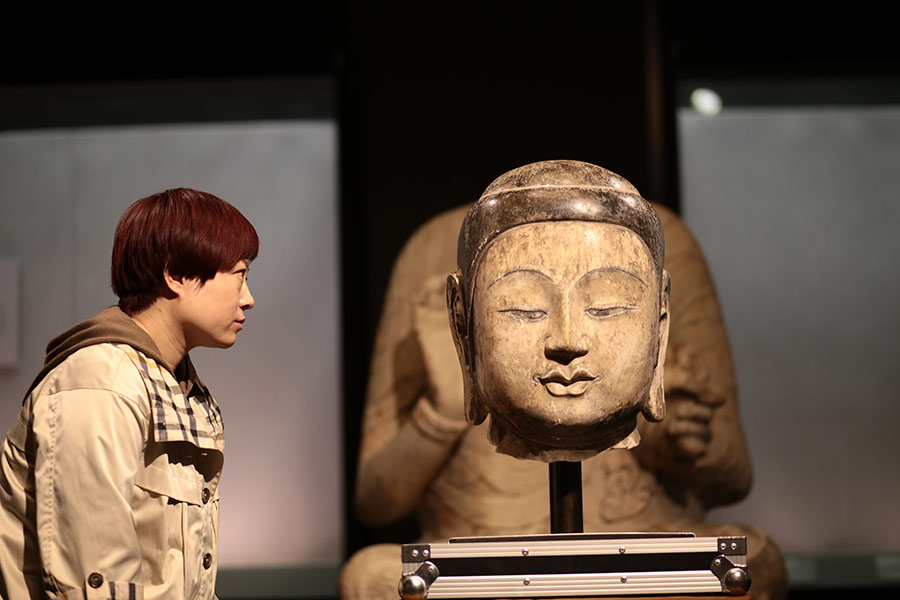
[447, 160, 670, 462]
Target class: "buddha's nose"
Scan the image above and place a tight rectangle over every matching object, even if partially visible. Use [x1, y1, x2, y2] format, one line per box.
[544, 306, 588, 365]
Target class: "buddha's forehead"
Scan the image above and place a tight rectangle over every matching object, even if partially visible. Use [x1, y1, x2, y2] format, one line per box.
[474, 221, 655, 290]
[458, 162, 664, 299]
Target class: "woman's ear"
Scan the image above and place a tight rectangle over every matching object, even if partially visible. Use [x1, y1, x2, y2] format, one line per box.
[163, 266, 185, 297]
[447, 272, 487, 424]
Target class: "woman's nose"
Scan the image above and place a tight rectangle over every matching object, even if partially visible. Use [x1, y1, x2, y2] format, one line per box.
[241, 281, 255, 310]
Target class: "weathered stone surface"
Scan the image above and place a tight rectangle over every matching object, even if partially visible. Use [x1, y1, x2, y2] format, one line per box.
[448, 161, 669, 461]
[341, 161, 787, 600]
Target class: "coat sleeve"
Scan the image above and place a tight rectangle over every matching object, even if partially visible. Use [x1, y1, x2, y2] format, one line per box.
[30, 355, 150, 599]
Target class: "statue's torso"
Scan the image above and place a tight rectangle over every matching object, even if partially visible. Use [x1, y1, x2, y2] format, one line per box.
[420, 423, 704, 541]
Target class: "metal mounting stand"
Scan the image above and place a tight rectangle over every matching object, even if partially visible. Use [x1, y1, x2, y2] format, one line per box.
[549, 461, 583, 534]
[398, 459, 752, 597]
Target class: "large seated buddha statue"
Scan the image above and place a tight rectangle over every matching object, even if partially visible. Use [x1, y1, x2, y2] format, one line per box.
[340, 160, 787, 600]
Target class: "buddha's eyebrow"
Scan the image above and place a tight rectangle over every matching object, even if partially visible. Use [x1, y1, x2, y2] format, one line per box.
[488, 268, 553, 289]
[578, 267, 646, 287]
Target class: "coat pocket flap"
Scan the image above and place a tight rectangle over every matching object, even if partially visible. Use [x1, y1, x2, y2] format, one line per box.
[134, 463, 204, 505]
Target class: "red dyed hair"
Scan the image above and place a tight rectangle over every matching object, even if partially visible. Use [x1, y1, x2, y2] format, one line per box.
[112, 188, 259, 315]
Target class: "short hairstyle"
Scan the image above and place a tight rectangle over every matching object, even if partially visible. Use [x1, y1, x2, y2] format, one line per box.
[456, 160, 665, 310]
[111, 188, 259, 315]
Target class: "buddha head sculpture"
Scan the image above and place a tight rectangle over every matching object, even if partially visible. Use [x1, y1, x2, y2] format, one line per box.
[447, 160, 670, 462]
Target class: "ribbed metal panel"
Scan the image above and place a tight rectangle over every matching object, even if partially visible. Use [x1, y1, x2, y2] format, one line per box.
[425, 570, 724, 598]
[429, 537, 722, 558]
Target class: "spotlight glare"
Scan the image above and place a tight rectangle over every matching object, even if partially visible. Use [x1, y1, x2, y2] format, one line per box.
[690, 88, 723, 116]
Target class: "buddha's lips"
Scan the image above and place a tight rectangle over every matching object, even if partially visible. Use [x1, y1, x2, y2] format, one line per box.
[537, 369, 599, 397]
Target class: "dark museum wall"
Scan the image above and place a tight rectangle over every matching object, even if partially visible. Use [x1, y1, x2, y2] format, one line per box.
[2, 2, 899, 598]
[339, 2, 671, 556]
[338, 0, 900, 571]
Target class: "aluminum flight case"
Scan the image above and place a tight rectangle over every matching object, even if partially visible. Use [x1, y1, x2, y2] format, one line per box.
[399, 532, 750, 598]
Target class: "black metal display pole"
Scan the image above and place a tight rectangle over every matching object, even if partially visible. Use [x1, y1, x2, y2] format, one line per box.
[549, 461, 584, 534]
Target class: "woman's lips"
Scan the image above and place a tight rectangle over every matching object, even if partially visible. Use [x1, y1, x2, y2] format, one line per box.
[538, 369, 599, 397]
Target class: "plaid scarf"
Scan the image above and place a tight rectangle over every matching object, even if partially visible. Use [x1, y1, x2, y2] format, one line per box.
[116, 344, 224, 452]
[59, 580, 142, 600]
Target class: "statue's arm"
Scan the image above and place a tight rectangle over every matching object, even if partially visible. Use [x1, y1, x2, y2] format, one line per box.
[636, 205, 753, 508]
[353, 209, 470, 527]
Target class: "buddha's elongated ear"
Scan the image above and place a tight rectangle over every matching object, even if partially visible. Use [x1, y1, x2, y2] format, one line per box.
[447, 272, 487, 424]
[643, 270, 670, 422]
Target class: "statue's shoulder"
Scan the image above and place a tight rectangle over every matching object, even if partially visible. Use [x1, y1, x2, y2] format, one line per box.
[649, 201, 681, 231]
[408, 204, 469, 245]
[395, 204, 471, 272]
[649, 201, 701, 257]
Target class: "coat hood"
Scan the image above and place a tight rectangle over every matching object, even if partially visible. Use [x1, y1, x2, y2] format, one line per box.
[26, 306, 169, 398]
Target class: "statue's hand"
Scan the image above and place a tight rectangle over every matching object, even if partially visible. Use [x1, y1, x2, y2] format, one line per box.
[662, 344, 725, 463]
[413, 275, 467, 422]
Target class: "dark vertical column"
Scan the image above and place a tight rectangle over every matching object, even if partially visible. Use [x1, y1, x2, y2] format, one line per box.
[549, 462, 584, 534]
[341, 2, 656, 555]
[643, 0, 681, 212]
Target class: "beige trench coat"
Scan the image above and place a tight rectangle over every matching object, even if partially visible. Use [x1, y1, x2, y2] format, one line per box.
[0, 343, 223, 600]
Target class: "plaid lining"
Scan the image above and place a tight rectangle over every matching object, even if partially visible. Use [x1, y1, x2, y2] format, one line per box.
[103, 581, 140, 600]
[58, 580, 142, 600]
[115, 344, 224, 452]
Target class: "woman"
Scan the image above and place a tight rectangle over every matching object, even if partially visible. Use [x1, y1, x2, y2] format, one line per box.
[0, 188, 257, 600]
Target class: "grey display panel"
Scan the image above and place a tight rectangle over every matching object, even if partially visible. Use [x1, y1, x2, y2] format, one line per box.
[0, 121, 342, 572]
[678, 97, 900, 557]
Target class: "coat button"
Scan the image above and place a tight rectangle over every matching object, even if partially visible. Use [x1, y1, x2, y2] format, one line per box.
[88, 572, 104, 588]
[201, 488, 211, 504]
[203, 553, 212, 569]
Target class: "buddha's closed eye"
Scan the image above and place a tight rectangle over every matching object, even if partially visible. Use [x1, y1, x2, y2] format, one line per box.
[586, 306, 634, 319]
[499, 308, 547, 321]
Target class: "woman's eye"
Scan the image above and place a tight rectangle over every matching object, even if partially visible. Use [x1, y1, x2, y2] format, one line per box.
[586, 306, 630, 319]
[499, 308, 547, 321]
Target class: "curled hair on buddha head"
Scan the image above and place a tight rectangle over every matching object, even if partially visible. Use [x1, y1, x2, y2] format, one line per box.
[456, 159, 665, 310]
[111, 188, 259, 315]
